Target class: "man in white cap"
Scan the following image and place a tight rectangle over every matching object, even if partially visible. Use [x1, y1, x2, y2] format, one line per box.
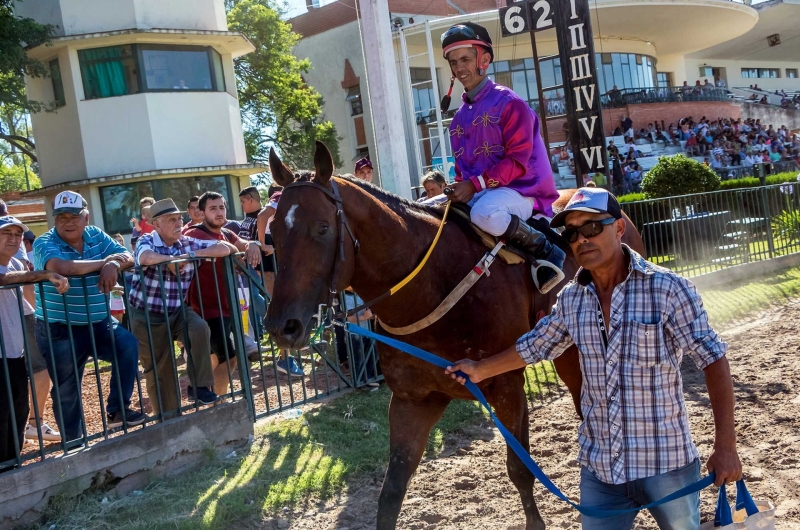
[447, 188, 742, 529]
[0, 216, 68, 469]
[34, 191, 145, 448]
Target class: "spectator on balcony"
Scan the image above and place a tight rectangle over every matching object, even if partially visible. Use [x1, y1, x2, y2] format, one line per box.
[130, 199, 239, 417]
[715, 78, 726, 89]
[33, 192, 145, 447]
[182, 196, 204, 234]
[702, 79, 714, 93]
[184, 192, 268, 391]
[0, 216, 69, 469]
[607, 86, 622, 106]
[759, 95, 768, 105]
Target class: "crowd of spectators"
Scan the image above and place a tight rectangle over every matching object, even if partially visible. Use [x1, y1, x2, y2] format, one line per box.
[0, 185, 302, 467]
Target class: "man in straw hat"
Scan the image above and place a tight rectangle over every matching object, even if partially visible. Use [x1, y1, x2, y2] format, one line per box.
[129, 199, 239, 417]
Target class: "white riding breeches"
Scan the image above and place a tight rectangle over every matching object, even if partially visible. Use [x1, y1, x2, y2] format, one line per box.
[468, 188, 535, 237]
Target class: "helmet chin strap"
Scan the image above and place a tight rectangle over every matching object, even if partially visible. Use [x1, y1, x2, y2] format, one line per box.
[477, 47, 485, 77]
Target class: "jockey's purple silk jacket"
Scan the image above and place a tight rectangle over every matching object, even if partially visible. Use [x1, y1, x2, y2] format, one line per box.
[450, 78, 559, 216]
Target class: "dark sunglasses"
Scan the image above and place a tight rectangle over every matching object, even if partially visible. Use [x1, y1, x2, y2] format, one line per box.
[562, 217, 617, 244]
[441, 25, 477, 43]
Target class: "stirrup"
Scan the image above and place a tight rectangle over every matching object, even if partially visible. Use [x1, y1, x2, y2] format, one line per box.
[531, 260, 565, 294]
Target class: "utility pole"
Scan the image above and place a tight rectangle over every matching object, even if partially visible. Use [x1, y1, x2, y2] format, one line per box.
[358, 0, 412, 198]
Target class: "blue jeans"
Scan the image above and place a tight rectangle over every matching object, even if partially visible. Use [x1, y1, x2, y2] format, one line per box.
[579, 459, 701, 530]
[35, 317, 140, 445]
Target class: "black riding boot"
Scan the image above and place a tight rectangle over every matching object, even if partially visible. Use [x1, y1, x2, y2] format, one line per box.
[502, 215, 566, 294]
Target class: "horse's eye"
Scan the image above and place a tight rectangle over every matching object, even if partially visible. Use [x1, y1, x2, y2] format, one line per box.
[318, 224, 329, 235]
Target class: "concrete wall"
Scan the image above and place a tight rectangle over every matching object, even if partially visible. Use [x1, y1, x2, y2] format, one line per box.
[28, 41, 247, 186]
[293, 20, 376, 174]
[15, 0, 228, 35]
[681, 57, 800, 91]
[0, 400, 253, 530]
[738, 101, 800, 130]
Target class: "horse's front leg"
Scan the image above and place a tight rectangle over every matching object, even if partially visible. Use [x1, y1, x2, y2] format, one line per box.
[377, 393, 450, 529]
[488, 370, 546, 530]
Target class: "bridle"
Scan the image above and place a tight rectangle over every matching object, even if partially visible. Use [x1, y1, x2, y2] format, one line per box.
[281, 177, 452, 325]
[282, 178, 360, 321]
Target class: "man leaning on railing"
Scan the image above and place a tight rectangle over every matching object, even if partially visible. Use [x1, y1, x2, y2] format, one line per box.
[0, 216, 68, 470]
[33, 191, 145, 449]
[129, 198, 239, 418]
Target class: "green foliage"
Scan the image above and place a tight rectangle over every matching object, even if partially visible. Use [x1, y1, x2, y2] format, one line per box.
[227, 0, 342, 176]
[0, 161, 40, 192]
[719, 171, 799, 190]
[772, 209, 800, 245]
[640, 155, 721, 199]
[618, 192, 646, 203]
[0, 0, 54, 112]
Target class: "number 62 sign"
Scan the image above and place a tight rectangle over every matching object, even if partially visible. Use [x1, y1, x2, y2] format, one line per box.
[499, 0, 554, 36]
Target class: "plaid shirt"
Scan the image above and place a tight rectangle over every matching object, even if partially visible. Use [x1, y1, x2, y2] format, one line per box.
[129, 231, 218, 314]
[517, 246, 727, 485]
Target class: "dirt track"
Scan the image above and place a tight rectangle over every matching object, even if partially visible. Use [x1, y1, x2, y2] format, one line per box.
[272, 300, 800, 529]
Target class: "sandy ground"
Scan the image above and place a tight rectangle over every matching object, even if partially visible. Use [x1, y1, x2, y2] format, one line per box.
[263, 300, 800, 529]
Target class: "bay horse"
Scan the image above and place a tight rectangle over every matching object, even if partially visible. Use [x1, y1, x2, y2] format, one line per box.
[265, 142, 645, 529]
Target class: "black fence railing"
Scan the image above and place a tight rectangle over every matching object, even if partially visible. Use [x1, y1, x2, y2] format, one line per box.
[624, 182, 800, 277]
[600, 86, 730, 108]
[0, 248, 566, 473]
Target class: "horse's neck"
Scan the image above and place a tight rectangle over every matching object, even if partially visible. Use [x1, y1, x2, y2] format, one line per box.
[340, 185, 443, 303]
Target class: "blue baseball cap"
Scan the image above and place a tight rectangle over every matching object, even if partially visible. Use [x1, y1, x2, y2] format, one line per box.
[551, 188, 622, 229]
[0, 215, 30, 233]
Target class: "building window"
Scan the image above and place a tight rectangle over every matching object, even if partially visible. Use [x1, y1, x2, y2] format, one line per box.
[656, 72, 673, 88]
[410, 68, 436, 123]
[99, 175, 233, 234]
[787, 69, 798, 79]
[78, 45, 138, 99]
[49, 59, 65, 107]
[742, 68, 781, 79]
[78, 44, 226, 100]
[346, 86, 363, 116]
[355, 147, 369, 159]
[139, 45, 225, 91]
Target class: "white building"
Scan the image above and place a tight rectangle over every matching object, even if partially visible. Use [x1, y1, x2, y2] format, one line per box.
[16, 0, 264, 233]
[290, 0, 800, 191]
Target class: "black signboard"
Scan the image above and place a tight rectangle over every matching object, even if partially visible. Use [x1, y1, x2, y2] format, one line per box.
[553, 0, 606, 181]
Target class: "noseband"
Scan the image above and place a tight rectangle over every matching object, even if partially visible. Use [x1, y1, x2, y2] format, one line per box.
[283, 179, 360, 318]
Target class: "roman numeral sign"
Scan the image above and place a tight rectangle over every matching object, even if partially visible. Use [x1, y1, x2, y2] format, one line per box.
[554, 0, 607, 180]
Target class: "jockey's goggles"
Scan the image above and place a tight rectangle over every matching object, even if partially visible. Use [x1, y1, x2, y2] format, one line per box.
[562, 217, 618, 244]
[441, 25, 493, 60]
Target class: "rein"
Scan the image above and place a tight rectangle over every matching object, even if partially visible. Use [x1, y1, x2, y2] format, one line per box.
[282, 179, 451, 320]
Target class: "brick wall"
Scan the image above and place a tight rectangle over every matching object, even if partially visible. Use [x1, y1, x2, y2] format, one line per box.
[541, 102, 741, 145]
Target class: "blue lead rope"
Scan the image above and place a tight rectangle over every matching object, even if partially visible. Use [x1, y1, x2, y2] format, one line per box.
[346, 323, 715, 519]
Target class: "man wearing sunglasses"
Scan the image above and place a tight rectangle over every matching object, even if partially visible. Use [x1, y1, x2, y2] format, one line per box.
[440, 22, 564, 294]
[446, 187, 741, 529]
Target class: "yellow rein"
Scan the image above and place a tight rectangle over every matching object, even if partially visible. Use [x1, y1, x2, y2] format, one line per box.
[388, 200, 452, 295]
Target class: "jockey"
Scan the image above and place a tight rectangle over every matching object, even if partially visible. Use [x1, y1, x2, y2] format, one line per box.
[441, 22, 565, 293]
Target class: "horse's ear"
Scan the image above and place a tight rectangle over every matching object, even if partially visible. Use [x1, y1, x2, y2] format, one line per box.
[313, 141, 334, 186]
[269, 147, 295, 187]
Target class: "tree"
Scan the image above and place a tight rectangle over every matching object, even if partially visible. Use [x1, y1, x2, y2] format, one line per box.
[640, 155, 720, 199]
[0, 0, 55, 161]
[0, 160, 41, 193]
[227, 0, 342, 175]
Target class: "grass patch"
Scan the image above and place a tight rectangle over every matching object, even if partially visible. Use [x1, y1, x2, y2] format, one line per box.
[32, 362, 559, 530]
[701, 266, 800, 327]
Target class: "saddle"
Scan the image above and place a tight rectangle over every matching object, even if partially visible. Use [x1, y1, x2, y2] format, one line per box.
[448, 203, 569, 265]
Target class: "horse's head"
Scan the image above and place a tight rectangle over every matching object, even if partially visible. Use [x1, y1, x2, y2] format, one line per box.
[265, 142, 357, 349]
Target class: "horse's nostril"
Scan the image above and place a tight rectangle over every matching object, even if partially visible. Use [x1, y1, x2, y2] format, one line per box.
[283, 319, 302, 338]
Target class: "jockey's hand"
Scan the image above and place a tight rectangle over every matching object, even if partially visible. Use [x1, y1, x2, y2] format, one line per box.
[448, 180, 477, 204]
[445, 359, 484, 385]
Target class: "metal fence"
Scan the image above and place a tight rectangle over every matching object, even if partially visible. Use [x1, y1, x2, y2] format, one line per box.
[0, 249, 563, 473]
[624, 181, 800, 277]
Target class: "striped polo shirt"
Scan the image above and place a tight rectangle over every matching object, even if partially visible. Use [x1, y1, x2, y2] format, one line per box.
[33, 226, 128, 325]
